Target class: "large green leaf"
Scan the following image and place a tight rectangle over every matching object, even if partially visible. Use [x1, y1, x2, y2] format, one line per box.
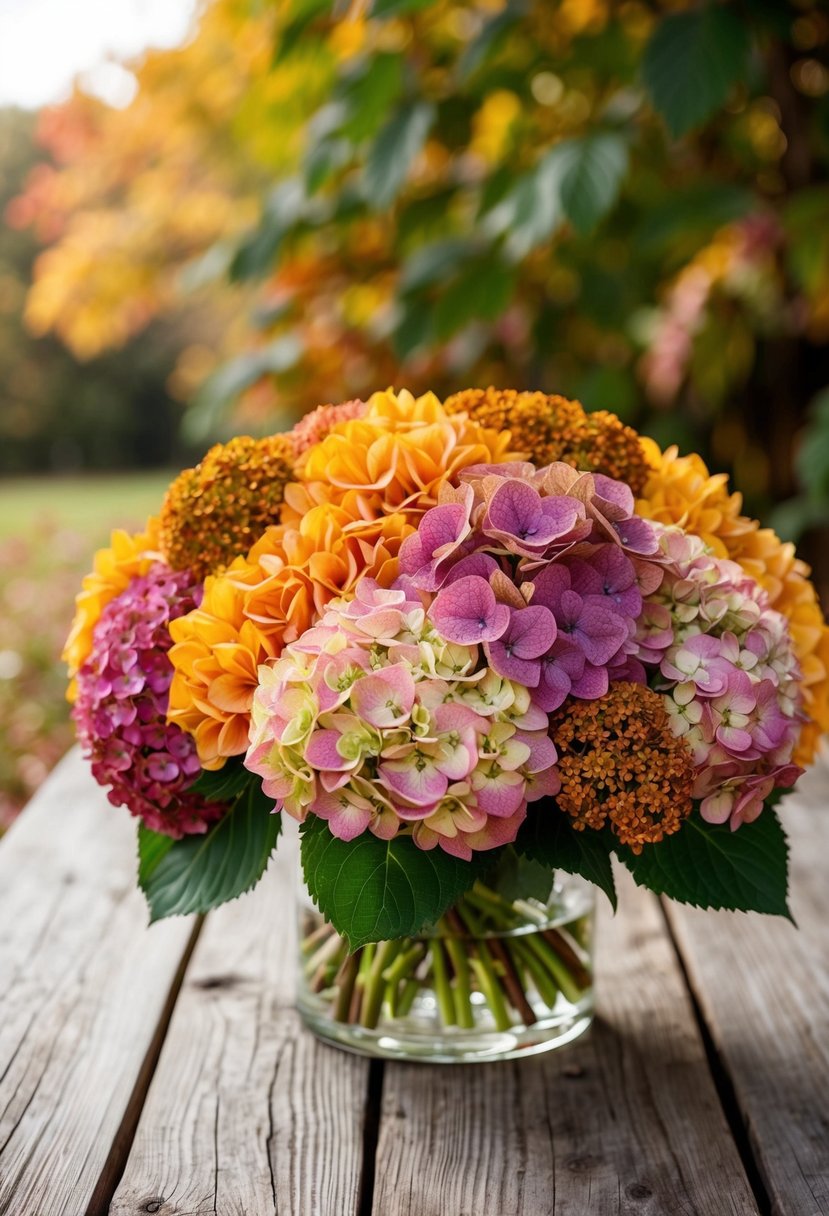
[643, 5, 750, 138]
[364, 100, 435, 210]
[433, 257, 515, 339]
[371, 0, 437, 17]
[138, 780, 282, 922]
[553, 133, 629, 235]
[616, 809, 792, 918]
[189, 757, 253, 802]
[300, 819, 492, 949]
[484, 155, 564, 260]
[514, 801, 617, 910]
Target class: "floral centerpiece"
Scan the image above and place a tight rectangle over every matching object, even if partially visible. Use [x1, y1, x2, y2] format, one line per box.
[65, 389, 829, 1062]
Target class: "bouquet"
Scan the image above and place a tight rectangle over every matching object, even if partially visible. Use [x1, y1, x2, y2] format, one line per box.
[65, 389, 829, 1057]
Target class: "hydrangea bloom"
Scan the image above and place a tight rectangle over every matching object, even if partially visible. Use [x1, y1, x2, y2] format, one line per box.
[399, 462, 665, 710]
[73, 564, 227, 837]
[637, 526, 804, 829]
[244, 581, 558, 859]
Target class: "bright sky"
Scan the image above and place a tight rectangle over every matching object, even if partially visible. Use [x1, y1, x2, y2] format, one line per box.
[0, 0, 198, 110]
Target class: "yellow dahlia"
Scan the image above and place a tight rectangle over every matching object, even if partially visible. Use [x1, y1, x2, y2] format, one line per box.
[167, 506, 412, 769]
[637, 440, 829, 765]
[443, 387, 651, 494]
[63, 517, 163, 699]
[160, 434, 296, 581]
[281, 387, 516, 527]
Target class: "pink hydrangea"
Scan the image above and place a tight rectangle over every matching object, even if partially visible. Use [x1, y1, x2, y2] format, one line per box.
[637, 526, 804, 829]
[399, 463, 665, 710]
[291, 399, 366, 456]
[73, 564, 227, 838]
[244, 580, 558, 859]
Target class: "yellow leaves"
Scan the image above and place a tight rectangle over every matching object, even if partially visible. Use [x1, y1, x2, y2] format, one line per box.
[470, 91, 521, 166]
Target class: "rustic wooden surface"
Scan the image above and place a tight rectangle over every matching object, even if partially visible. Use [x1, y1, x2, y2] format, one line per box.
[0, 747, 827, 1216]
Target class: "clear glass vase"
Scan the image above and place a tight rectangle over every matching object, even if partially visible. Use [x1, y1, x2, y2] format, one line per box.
[296, 875, 595, 1063]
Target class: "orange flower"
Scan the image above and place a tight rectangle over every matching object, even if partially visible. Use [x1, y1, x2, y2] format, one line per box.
[167, 561, 277, 770]
[167, 506, 412, 768]
[637, 440, 829, 765]
[444, 387, 651, 494]
[551, 683, 695, 853]
[281, 387, 516, 526]
[160, 434, 296, 581]
[63, 517, 163, 699]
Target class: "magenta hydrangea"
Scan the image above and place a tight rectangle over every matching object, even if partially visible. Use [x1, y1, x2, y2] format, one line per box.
[244, 580, 559, 859]
[635, 526, 804, 829]
[72, 563, 227, 838]
[399, 461, 665, 710]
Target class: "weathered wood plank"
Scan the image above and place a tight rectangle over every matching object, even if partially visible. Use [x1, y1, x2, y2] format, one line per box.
[0, 749, 197, 1216]
[372, 872, 760, 1216]
[109, 828, 370, 1216]
[666, 755, 829, 1216]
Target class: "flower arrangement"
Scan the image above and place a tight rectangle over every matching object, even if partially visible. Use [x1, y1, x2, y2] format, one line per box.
[65, 388, 828, 1059]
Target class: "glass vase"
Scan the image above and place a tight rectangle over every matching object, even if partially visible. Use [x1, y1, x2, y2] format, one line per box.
[296, 875, 595, 1063]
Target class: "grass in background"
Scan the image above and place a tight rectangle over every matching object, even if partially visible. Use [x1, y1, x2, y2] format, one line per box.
[0, 472, 173, 539]
[0, 472, 172, 830]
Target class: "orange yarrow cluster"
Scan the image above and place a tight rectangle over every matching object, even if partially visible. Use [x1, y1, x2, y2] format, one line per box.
[637, 441, 829, 766]
[159, 434, 296, 582]
[443, 387, 651, 495]
[551, 683, 695, 853]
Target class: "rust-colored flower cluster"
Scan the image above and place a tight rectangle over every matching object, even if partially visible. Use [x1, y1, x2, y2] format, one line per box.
[443, 387, 651, 494]
[550, 683, 695, 853]
[159, 434, 295, 581]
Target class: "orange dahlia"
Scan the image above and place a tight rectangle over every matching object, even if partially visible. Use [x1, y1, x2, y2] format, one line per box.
[281, 388, 516, 527]
[443, 387, 651, 494]
[167, 506, 412, 769]
[637, 441, 829, 766]
[159, 434, 296, 581]
[551, 683, 695, 853]
[63, 517, 163, 699]
[167, 562, 277, 770]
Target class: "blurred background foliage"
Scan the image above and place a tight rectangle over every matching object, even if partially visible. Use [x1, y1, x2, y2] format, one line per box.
[8, 0, 829, 528]
[1, 0, 828, 821]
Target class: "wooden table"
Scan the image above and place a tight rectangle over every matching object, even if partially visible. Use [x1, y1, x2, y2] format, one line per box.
[1, 748, 827, 1216]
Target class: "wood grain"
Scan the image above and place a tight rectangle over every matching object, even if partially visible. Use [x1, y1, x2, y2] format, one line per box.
[371, 872, 760, 1216]
[109, 828, 371, 1216]
[0, 749, 197, 1216]
[666, 755, 829, 1216]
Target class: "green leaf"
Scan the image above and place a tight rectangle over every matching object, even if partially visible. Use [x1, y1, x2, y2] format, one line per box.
[371, 0, 437, 16]
[433, 256, 515, 339]
[643, 5, 750, 138]
[340, 54, 405, 142]
[457, 6, 521, 81]
[515, 802, 617, 910]
[300, 819, 492, 949]
[364, 100, 435, 210]
[485, 848, 554, 904]
[273, 0, 332, 64]
[189, 758, 253, 802]
[399, 237, 478, 292]
[138, 781, 282, 922]
[617, 809, 792, 918]
[552, 133, 628, 235]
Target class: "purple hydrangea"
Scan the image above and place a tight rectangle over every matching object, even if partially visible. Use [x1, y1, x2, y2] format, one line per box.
[73, 563, 227, 838]
[399, 464, 662, 711]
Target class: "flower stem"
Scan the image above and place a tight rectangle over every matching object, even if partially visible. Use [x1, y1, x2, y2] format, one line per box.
[430, 938, 457, 1027]
[441, 920, 474, 1029]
